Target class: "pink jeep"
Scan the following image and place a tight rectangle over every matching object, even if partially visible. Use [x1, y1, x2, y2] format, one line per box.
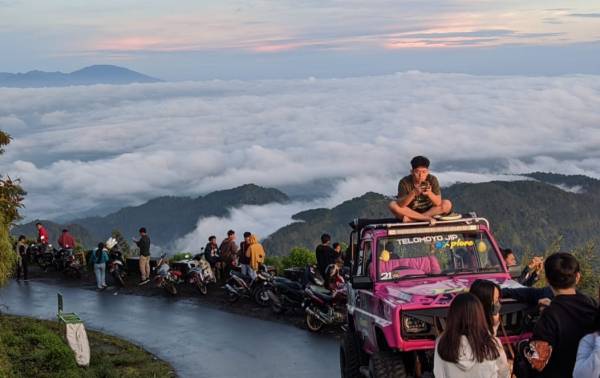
[340, 215, 535, 378]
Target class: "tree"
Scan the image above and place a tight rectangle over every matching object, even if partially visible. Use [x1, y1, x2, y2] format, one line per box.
[0, 130, 25, 285]
[111, 229, 131, 257]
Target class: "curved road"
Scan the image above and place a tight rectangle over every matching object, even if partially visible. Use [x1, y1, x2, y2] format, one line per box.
[0, 280, 339, 378]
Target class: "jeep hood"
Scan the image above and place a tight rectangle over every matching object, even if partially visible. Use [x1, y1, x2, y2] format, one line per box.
[382, 276, 523, 306]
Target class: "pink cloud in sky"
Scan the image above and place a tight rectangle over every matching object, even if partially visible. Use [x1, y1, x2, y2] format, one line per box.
[94, 36, 167, 51]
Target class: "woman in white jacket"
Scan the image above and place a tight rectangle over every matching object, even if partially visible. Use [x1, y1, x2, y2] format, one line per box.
[573, 309, 600, 378]
[434, 292, 510, 378]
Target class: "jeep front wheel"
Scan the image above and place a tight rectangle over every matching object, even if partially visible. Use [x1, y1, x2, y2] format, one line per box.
[369, 351, 407, 378]
[340, 331, 362, 378]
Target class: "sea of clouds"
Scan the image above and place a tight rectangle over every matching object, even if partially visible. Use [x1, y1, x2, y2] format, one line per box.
[1, 72, 599, 247]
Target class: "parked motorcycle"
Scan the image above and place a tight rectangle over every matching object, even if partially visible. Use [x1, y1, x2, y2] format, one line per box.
[28, 243, 54, 271]
[303, 284, 347, 332]
[268, 265, 324, 314]
[153, 253, 184, 295]
[54, 248, 82, 279]
[224, 265, 273, 306]
[173, 254, 216, 295]
[105, 238, 127, 287]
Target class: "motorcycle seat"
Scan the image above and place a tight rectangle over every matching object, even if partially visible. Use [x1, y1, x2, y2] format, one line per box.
[274, 277, 303, 290]
[313, 290, 333, 303]
[308, 284, 333, 302]
[231, 270, 253, 282]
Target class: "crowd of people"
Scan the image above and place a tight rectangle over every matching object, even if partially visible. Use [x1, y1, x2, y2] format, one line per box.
[202, 230, 266, 282]
[434, 252, 599, 378]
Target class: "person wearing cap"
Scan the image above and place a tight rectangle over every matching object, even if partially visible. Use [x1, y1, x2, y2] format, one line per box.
[389, 155, 452, 223]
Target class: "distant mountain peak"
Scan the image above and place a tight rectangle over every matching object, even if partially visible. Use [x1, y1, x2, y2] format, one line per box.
[0, 65, 161, 88]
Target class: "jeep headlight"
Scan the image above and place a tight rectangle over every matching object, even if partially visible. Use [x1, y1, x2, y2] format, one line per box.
[402, 315, 430, 334]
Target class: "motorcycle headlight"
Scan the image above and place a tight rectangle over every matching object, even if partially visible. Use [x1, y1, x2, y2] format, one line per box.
[402, 315, 430, 334]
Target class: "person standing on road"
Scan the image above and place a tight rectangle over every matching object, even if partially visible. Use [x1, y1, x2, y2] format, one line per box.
[246, 234, 265, 279]
[134, 227, 151, 285]
[573, 307, 600, 378]
[204, 235, 221, 282]
[15, 235, 28, 280]
[238, 232, 252, 277]
[315, 233, 334, 278]
[434, 293, 509, 378]
[92, 242, 109, 290]
[219, 230, 238, 280]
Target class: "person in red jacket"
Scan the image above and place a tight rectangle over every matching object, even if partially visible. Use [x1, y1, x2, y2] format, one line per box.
[36, 222, 49, 252]
[58, 229, 76, 251]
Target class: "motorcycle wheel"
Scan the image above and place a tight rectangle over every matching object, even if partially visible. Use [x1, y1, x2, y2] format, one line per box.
[164, 282, 178, 296]
[195, 280, 208, 295]
[37, 257, 51, 272]
[226, 290, 240, 303]
[270, 295, 285, 314]
[63, 267, 81, 280]
[305, 310, 325, 332]
[254, 286, 272, 307]
[114, 271, 126, 287]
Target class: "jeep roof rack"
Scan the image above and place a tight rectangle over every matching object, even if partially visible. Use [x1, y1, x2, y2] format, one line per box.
[349, 212, 489, 233]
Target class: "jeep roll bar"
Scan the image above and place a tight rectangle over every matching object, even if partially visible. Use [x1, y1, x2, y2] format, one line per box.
[348, 213, 489, 235]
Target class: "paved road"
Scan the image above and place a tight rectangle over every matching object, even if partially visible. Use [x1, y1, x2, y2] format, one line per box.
[0, 280, 339, 378]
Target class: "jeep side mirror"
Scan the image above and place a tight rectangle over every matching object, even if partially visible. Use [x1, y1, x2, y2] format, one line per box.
[508, 265, 521, 279]
[351, 275, 373, 290]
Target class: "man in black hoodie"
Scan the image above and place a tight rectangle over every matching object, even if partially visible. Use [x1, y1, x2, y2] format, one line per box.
[134, 227, 151, 285]
[315, 234, 334, 279]
[238, 232, 252, 277]
[526, 252, 597, 378]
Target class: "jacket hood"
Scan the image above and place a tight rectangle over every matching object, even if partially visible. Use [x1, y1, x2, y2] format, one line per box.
[455, 336, 477, 371]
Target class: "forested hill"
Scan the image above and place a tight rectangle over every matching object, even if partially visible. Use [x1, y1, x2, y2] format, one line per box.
[14, 184, 289, 247]
[263, 174, 600, 256]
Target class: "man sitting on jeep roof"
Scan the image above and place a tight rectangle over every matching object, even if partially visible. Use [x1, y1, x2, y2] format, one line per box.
[389, 155, 453, 223]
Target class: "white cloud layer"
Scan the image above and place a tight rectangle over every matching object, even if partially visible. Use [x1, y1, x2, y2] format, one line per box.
[1, 72, 600, 222]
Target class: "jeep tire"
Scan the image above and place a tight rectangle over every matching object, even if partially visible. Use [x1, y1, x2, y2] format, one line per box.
[340, 331, 362, 378]
[369, 351, 407, 378]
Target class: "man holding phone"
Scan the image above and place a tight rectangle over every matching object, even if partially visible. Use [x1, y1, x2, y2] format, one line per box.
[389, 155, 452, 223]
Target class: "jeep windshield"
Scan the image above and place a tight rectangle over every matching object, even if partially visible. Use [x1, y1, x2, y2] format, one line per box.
[376, 228, 503, 281]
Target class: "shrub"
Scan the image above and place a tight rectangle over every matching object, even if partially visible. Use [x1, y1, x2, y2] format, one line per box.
[170, 252, 193, 262]
[264, 256, 284, 274]
[265, 248, 316, 275]
[281, 247, 316, 270]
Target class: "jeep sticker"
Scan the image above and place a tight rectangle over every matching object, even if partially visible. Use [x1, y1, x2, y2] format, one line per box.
[434, 239, 475, 249]
[398, 234, 458, 245]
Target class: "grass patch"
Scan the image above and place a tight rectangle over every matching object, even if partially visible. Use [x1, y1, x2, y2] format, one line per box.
[0, 315, 175, 378]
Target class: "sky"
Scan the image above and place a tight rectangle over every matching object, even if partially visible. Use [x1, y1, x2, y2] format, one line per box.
[1, 0, 600, 79]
